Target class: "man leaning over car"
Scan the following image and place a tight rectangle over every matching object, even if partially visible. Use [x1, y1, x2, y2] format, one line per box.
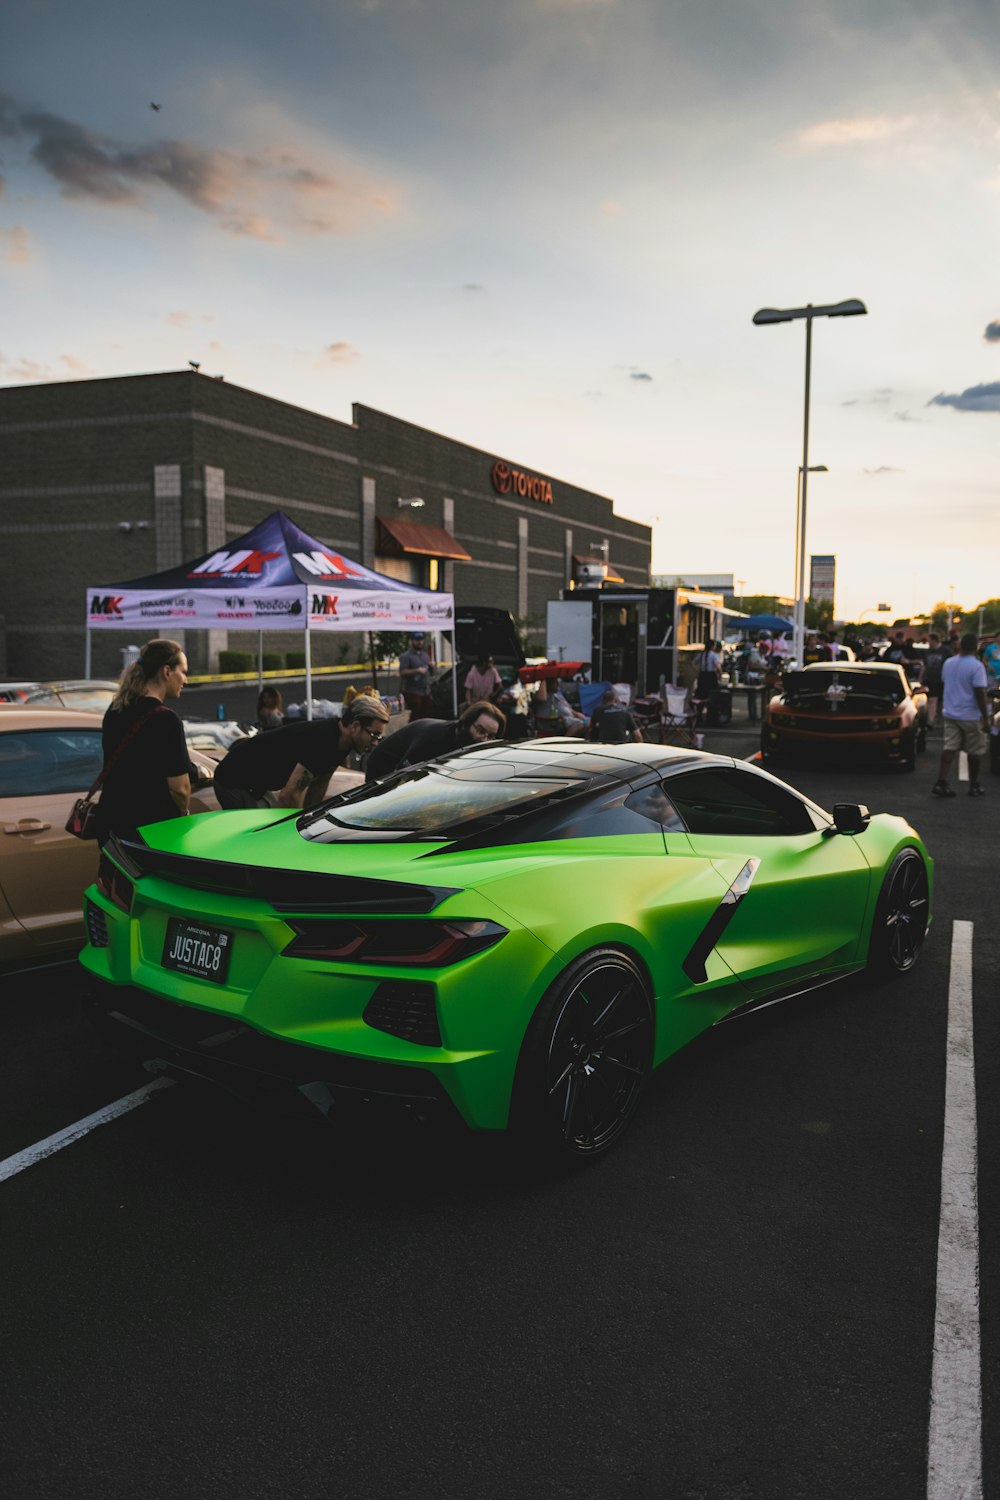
[214, 696, 390, 809]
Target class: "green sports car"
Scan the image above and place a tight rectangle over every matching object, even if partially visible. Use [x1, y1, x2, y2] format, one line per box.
[81, 740, 932, 1162]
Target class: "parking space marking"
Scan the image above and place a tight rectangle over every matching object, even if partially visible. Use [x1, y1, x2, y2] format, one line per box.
[0, 1077, 174, 1184]
[927, 920, 981, 1500]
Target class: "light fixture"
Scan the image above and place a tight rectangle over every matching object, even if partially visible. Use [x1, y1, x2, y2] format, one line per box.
[397, 497, 426, 509]
[117, 521, 133, 532]
[753, 297, 868, 664]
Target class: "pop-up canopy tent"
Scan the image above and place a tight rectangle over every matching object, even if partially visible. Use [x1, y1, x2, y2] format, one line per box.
[734, 613, 795, 634]
[85, 510, 455, 715]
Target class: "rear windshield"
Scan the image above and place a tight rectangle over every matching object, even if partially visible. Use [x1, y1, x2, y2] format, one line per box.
[785, 670, 904, 704]
[300, 759, 594, 839]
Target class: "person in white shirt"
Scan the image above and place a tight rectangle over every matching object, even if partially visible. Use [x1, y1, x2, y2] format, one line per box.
[931, 633, 990, 798]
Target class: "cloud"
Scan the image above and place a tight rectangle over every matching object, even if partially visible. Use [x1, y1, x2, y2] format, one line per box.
[629, 371, 653, 382]
[984, 320, 1000, 342]
[325, 341, 360, 363]
[167, 310, 215, 327]
[462, 282, 485, 292]
[929, 381, 1000, 413]
[0, 93, 402, 242]
[862, 466, 903, 475]
[796, 114, 916, 150]
[0, 351, 94, 381]
[0, 225, 33, 264]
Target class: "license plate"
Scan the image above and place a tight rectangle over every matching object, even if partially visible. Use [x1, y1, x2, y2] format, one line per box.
[161, 918, 233, 984]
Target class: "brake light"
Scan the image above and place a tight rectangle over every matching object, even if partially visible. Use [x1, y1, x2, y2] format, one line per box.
[96, 853, 134, 914]
[283, 918, 507, 967]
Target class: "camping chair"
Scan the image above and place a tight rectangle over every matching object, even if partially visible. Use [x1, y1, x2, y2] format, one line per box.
[657, 685, 700, 748]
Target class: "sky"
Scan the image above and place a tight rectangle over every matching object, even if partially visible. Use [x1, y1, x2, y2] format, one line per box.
[2, 0, 999, 624]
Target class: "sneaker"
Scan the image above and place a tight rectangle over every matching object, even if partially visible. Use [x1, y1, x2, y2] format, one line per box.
[931, 781, 956, 798]
[968, 782, 985, 797]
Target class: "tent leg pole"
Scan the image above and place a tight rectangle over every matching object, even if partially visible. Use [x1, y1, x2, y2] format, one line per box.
[305, 622, 313, 722]
[85, 628, 92, 678]
[258, 630, 264, 694]
[451, 630, 458, 717]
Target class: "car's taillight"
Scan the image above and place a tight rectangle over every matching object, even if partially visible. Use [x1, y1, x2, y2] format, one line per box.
[96, 852, 134, 914]
[282, 918, 507, 967]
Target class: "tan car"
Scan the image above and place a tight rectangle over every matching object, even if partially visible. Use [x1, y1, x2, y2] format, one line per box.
[0, 706, 219, 967]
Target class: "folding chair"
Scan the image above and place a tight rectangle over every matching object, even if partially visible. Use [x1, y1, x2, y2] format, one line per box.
[657, 685, 700, 748]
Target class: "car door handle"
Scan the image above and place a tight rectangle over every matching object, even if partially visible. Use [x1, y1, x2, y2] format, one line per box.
[4, 819, 52, 834]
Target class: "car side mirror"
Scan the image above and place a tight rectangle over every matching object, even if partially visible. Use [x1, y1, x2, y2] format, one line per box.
[832, 802, 870, 835]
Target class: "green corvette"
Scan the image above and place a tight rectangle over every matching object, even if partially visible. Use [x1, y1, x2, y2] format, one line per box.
[82, 740, 932, 1161]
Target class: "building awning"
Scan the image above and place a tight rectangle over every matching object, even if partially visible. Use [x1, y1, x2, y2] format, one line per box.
[377, 515, 471, 560]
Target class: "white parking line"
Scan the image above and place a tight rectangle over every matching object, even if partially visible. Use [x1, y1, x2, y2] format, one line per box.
[0, 1077, 174, 1184]
[927, 920, 981, 1500]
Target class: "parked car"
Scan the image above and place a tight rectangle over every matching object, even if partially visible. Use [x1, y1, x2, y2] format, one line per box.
[182, 719, 254, 760]
[83, 739, 932, 1163]
[22, 680, 119, 712]
[429, 605, 526, 725]
[761, 662, 928, 770]
[0, 706, 219, 967]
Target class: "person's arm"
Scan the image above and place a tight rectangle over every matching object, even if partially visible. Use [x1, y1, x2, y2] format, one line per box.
[975, 684, 990, 727]
[275, 761, 317, 808]
[167, 772, 191, 815]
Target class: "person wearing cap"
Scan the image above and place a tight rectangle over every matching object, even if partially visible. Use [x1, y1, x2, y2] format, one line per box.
[398, 632, 433, 721]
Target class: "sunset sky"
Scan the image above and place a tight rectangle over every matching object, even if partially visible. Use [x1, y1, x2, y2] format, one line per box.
[3, 0, 1000, 622]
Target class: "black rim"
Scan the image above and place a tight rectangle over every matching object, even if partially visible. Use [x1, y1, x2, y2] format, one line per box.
[881, 856, 928, 970]
[545, 960, 651, 1154]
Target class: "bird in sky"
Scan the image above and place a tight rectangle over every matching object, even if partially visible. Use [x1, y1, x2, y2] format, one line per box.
[150, 101, 161, 111]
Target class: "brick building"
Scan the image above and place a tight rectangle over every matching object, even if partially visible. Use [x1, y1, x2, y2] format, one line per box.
[0, 371, 651, 678]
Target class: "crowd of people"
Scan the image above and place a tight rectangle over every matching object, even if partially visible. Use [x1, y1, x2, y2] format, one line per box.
[90, 623, 999, 841]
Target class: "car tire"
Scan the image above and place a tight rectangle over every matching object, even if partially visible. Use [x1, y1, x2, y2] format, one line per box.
[916, 723, 927, 753]
[899, 730, 917, 772]
[509, 948, 653, 1164]
[867, 849, 929, 977]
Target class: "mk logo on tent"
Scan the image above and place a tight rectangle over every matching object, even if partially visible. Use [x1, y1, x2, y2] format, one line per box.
[190, 550, 281, 577]
[293, 551, 364, 578]
[311, 594, 339, 616]
[91, 595, 123, 616]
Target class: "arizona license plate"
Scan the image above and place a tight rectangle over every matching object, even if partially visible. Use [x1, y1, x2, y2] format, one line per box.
[161, 918, 233, 984]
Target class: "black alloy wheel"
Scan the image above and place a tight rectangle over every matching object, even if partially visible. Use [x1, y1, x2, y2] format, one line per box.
[868, 849, 929, 976]
[511, 949, 653, 1162]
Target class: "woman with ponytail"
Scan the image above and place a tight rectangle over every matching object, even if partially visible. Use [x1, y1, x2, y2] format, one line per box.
[96, 638, 192, 845]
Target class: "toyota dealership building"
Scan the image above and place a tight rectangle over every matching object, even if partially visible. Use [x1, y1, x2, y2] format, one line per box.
[0, 371, 652, 678]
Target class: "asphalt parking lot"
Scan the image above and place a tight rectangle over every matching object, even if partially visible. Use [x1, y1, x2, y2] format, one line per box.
[1, 719, 996, 1500]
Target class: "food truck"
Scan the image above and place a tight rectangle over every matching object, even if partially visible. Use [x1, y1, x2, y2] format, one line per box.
[546, 585, 731, 699]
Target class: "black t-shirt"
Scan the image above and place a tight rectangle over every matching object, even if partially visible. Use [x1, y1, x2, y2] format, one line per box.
[923, 648, 947, 688]
[365, 718, 461, 781]
[98, 697, 190, 841]
[214, 720, 345, 796]
[588, 706, 638, 743]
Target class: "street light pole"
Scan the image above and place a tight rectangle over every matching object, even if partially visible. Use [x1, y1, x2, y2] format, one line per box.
[795, 463, 827, 665]
[753, 297, 867, 666]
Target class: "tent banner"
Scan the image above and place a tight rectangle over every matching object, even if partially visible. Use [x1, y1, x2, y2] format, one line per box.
[86, 587, 306, 630]
[87, 585, 455, 631]
[307, 588, 454, 631]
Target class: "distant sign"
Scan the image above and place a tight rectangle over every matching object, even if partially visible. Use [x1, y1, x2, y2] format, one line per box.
[810, 554, 836, 607]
